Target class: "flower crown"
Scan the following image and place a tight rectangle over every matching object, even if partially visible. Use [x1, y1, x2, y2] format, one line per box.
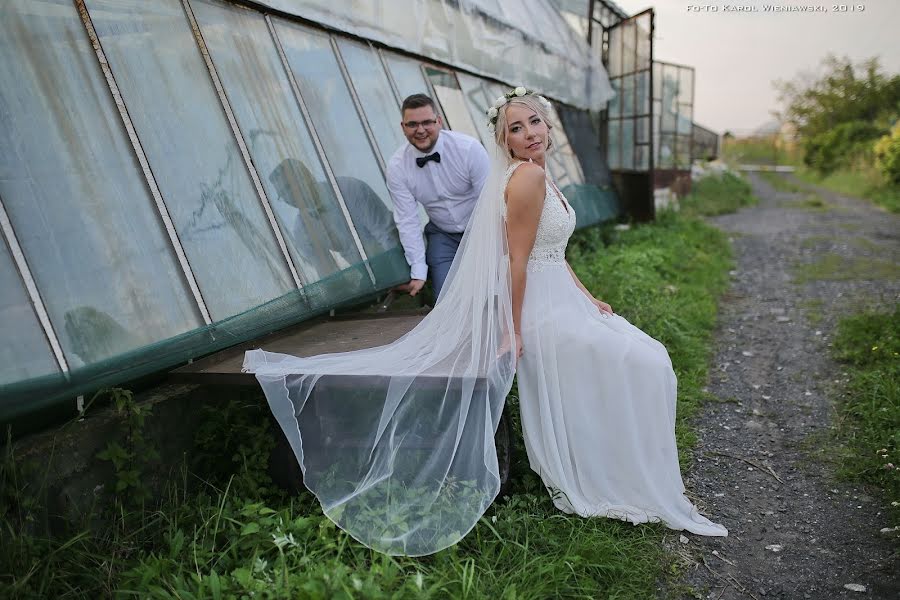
[486, 87, 553, 133]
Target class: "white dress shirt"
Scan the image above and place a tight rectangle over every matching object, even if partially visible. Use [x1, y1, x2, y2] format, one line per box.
[386, 129, 490, 281]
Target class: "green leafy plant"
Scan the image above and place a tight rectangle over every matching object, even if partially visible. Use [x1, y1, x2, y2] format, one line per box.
[96, 388, 158, 503]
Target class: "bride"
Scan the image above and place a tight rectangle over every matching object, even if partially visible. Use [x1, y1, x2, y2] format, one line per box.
[243, 87, 727, 557]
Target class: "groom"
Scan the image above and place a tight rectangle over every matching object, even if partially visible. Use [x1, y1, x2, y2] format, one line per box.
[387, 94, 490, 298]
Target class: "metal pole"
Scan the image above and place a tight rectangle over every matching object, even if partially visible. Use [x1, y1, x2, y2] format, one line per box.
[0, 196, 69, 373]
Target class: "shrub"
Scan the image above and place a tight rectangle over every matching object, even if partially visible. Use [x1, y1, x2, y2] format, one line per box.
[874, 122, 900, 185]
[803, 120, 883, 174]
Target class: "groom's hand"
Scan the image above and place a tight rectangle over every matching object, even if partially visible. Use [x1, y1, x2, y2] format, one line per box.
[396, 279, 425, 297]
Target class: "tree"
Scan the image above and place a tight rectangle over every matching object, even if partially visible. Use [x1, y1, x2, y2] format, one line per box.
[773, 54, 899, 140]
[772, 54, 899, 174]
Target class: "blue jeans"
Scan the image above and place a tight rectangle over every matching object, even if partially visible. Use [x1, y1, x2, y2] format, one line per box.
[424, 221, 464, 299]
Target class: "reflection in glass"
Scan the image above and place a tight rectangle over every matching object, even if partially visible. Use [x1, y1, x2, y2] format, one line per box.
[0, 238, 58, 384]
[0, 0, 203, 368]
[336, 39, 407, 164]
[273, 19, 401, 262]
[191, 0, 370, 298]
[86, 0, 295, 319]
[424, 67, 481, 140]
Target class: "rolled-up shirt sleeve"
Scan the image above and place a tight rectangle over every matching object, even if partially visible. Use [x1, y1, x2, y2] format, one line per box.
[386, 162, 427, 281]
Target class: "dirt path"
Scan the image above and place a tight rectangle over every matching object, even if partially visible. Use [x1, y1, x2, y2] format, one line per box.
[675, 171, 900, 599]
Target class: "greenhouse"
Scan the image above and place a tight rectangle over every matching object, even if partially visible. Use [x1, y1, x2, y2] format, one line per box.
[0, 0, 713, 431]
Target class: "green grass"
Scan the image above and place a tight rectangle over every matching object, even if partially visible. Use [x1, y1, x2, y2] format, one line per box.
[793, 164, 900, 214]
[758, 170, 806, 193]
[720, 136, 803, 167]
[1, 196, 738, 599]
[782, 193, 831, 211]
[829, 306, 900, 529]
[798, 298, 825, 326]
[676, 171, 757, 217]
[792, 252, 900, 284]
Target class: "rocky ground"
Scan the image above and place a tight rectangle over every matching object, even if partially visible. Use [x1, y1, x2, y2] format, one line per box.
[674, 171, 900, 599]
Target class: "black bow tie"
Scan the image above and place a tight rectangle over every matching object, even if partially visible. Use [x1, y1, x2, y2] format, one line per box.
[416, 152, 441, 168]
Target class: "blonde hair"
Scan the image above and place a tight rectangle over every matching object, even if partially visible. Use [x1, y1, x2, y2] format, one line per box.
[492, 94, 554, 162]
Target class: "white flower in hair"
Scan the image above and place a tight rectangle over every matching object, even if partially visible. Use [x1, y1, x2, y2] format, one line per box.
[487, 106, 498, 119]
[487, 121, 496, 133]
[493, 96, 507, 108]
[537, 95, 552, 110]
[514, 86, 527, 97]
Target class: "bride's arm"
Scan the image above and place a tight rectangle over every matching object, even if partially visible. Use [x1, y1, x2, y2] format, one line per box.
[505, 164, 546, 353]
[565, 260, 615, 315]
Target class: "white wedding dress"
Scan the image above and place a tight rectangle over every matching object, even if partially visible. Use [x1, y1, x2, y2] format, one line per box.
[505, 161, 727, 536]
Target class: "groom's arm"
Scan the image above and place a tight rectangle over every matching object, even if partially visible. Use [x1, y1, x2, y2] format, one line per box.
[386, 163, 427, 281]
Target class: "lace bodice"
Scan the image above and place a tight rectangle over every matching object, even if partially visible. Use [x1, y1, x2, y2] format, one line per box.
[502, 160, 576, 271]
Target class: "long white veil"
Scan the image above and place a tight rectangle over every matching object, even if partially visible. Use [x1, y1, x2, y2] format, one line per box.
[242, 145, 514, 556]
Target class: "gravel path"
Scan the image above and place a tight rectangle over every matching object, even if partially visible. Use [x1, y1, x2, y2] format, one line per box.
[675, 171, 900, 599]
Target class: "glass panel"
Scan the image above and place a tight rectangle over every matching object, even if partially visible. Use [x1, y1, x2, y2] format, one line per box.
[658, 134, 675, 168]
[336, 39, 407, 165]
[546, 105, 585, 186]
[191, 0, 372, 298]
[677, 104, 693, 135]
[274, 19, 401, 261]
[424, 68, 480, 140]
[0, 238, 58, 384]
[608, 77, 621, 118]
[635, 144, 648, 171]
[0, 0, 203, 368]
[607, 119, 621, 170]
[636, 14, 651, 66]
[382, 52, 430, 102]
[621, 73, 634, 118]
[86, 0, 295, 319]
[457, 72, 495, 145]
[636, 116, 649, 144]
[652, 61, 661, 100]
[622, 21, 635, 74]
[637, 70, 650, 116]
[621, 119, 634, 170]
[681, 67, 694, 104]
[661, 68, 678, 133]
[607, 26, 622, 76]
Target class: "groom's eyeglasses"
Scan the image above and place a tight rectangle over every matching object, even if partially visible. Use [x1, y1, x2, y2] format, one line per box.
[403, 119, 438, 131]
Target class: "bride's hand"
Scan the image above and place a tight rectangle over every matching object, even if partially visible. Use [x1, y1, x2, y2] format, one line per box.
[497, 332, 524, 363]
[591, 297, 614, 316]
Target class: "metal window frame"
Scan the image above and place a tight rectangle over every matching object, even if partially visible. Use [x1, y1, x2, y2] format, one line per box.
[265, 14, 377, 286]
[421, 64, 481, 135]
[0, 196, 69, 373]
[74, 0, 213, 325]
[331, 36, 394, 176]
[378, 47, 404, 107]
[604, 8, 654, 174]
[181, 0, 305, 292]
[654, 59, 695, 170]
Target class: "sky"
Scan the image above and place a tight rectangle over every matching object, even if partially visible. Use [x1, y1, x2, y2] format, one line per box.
[608, 0, 899, 134]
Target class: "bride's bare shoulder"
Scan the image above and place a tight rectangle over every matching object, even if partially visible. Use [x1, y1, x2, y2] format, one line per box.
[506, 161, 545, 203]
